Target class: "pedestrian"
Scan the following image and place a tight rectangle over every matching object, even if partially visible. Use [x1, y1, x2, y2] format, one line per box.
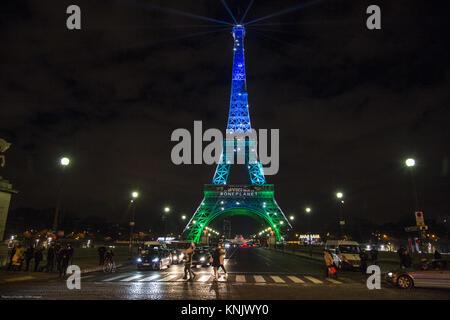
[34, 247, 43, 272]
[397, 247, 405, 268]
[183, 243, 196, 280]
[58, 247, 70, 279]
[323, 249, 336, 278]
[66, 243, 74, 264]
[11, 245, 25, 271]
[7, 245, 17, 271]
[98, 245, 106, 265]
[218, 244, 227, 278]
[370, 247, 378, 264]
[24, 245, 34, 271]
[402, 249, 412, 269]
[434, 250, 442, 260]
[359, 249, 368, 274]
[211, 244, 221, 280]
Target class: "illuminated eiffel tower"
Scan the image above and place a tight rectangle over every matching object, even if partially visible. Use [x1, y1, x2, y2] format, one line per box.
[182, 25, 291, 243]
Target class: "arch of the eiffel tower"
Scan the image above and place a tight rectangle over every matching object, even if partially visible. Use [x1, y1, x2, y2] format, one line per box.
[182, 26, 291, 243]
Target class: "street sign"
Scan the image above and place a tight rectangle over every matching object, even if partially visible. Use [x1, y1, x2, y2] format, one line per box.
[415, 211, 425, 226]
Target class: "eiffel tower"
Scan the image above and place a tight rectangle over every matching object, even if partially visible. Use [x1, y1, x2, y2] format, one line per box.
[182, 25, 291, 243]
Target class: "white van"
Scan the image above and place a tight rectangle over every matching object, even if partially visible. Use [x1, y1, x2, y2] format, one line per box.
[325, 240, 361, 270]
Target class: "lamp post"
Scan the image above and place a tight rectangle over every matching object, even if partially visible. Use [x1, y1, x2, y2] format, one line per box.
[305, 207, 312, 256]
[52, 157, 70, 232]
[336, 192, 344, 238]
[162, 206, 170, 241]
[405, 158, 425, 254]
[128, 191, 139, 255]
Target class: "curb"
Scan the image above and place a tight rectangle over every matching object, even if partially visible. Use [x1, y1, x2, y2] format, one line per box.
[80, 261, 133, 274]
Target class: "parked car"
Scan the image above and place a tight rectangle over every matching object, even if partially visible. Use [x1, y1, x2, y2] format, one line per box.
[386, 259, 450, 289]
[325, 240, 361, 270]
[136, 245, 171, 270]
[192, 247, 212, 267]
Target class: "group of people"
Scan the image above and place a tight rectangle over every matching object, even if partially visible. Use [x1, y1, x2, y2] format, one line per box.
[7, 243, 74, 278]
[183, 243, 227, 281]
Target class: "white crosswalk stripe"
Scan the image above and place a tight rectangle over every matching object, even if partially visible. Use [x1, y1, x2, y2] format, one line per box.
[287, 276, 305, 283]
[120, 274, 144, 282]
[103, 274, 133, 282]
[159, 274, 179, 282]
[197, 275, 211, 282]
[270, 275, 285, 283]
[100, 273, 345, 285]
[326, 278, 342, 284]
[139, 274, 161, 282]
[235, 275, 246, 282]
[304, 276, 323, 284]
[253, 275, 266, 283]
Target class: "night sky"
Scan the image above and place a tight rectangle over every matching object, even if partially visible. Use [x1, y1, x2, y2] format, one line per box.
[1, 0, 449, 236]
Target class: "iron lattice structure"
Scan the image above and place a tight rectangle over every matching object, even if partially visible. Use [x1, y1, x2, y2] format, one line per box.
[183, 26, 291, 243]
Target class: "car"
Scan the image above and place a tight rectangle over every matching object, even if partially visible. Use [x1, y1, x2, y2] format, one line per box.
[386, 259, 450, 289]
[169, 248, 184, 264]
[192, 247, 212, 267]
[136, 245, 171, 270]
[325, 240, 361, 270]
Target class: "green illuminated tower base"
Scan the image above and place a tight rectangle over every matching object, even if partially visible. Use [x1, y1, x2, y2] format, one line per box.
[183, 184, 289, 243]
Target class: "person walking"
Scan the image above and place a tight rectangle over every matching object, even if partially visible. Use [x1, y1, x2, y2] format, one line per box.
[24, 246, 34, 272]
[359, 249, 368, 274]
[34, 247, 43, 272]
[323, 249, 336, 278]
[370, 247, 378, 264]
[12, 245, 25, 271]
[7, 245, 17, 271]
[66, 243, 74, 264]
[397, 247, 405, 268]
[218, 244, 227, 278]
[58, 247, 70, 279]
[183, 243, 196, 280]
[98, 245, 106, 265]
[211, 245, 221, 280]
[45, 244, 56, 272]
[402, 249, 412, 269]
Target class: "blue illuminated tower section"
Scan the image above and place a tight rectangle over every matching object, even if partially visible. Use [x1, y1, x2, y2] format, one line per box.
[212, 25, 266, 185]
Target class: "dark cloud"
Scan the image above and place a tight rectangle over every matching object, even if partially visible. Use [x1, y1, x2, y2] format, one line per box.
[1, 0, 449, 235]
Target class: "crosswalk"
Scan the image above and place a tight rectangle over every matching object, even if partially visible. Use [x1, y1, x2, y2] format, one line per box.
[98, 273, 344, 285]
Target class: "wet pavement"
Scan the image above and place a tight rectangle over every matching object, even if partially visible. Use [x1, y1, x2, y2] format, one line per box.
[1, 247, 449, 300]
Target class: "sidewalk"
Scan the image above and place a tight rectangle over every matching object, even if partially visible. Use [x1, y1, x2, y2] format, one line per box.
[0, 246, 135, 284]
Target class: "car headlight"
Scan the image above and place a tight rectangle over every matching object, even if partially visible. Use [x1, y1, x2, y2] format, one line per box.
[387, 272, 393, 277]
[136, 258, 142, 263]
[152, 257, 159, 262]
[200, 257, 205, 262]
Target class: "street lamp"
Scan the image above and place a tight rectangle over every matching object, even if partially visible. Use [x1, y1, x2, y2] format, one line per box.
[129, 191, 139, 255]
[405, 158, 415, 167]
[181, 215, 186, 220]
[289, 215, 294, 221]
[53, 156, 71, 231]
[162, 206, 171, 240]
[305, 207, 312, 255]
[336, 192, 344, 238]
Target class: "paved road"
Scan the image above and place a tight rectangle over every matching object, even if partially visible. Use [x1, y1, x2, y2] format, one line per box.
[0, 247, 449, 300]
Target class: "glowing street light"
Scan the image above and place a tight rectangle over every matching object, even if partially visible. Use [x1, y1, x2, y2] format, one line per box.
[181, 215, 186, 220]
[164, 206, 170, 213]
[289, 215, 294, 220]
[305, 207, 311, 213]
[405, 158, 415, 167]
[60, 157, 70, 166]
[131, 191, 139, 199]
[336, 192, 343, 199]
